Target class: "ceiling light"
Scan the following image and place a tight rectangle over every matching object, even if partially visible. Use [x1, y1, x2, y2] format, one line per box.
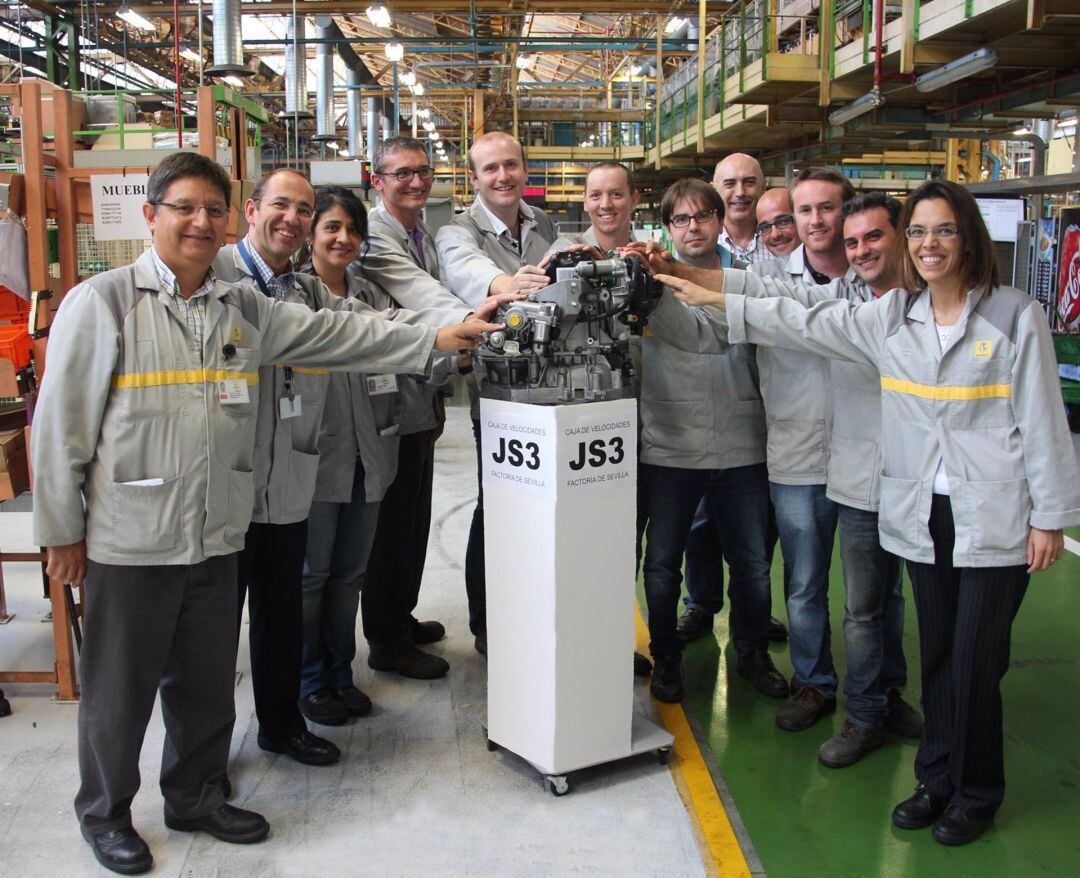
[326, 142, 340, 151]
[340, 149, 351, 158]
[116, 4, 156, 32]
[828, 89, 884, 126]
[422, 120, 436, 132]
[629, 63, 643, 77]
[365, 4, 392, 29]
[434, 140, 443, 149]
[410, 83, 424, 96]
[914, 48, 998, 93]
[400, 69, 417, 87]
[438, 154, 448, 162]
[384, 42, 404, 62]
[417, 108, 431, 119]
[428, 131, 438, 140]
[664, 17, 689, 35]
[222, 75, 246, 89]
[515, 54, 534, 70]
[180, 47, 202, 65]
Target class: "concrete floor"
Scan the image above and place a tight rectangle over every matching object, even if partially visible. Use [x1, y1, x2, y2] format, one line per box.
[0, 406, 706, 878]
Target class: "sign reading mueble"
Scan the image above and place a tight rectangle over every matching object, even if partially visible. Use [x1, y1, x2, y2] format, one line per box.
[90, 173, 152, 242]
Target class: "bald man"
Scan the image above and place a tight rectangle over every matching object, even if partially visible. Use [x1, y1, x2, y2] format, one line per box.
[713, 153, 771, 265]
[756, 188, 800, 258]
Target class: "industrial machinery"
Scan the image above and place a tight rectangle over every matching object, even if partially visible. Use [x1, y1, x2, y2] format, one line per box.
[477, 250, 663, 404]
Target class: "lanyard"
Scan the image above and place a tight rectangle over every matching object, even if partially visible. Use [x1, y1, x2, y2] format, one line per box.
[237, 239, 295, 398]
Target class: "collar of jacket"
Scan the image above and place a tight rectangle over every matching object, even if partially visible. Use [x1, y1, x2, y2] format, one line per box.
[469, 196, 537, 237]
[905, 285, 986, 325]
[369, 201, 430, 243]
[133, 249, 231, 301]
[785, 243, 859, 285]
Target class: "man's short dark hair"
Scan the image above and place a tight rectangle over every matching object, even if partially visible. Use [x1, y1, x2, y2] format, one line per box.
[660, 178, 725, 227]
[587, 161, 637, 194]
[147, 152, 231, 208]
[250, 168, 311, 204]
[842, 192, 902, 229]
[374, 136, 430, 173]
[791, 166, 856, 204]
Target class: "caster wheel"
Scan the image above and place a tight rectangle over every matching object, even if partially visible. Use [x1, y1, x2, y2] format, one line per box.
[485, 738, 497, 752]
[657, 747, 671, 766]
[543, 775, 570, 797]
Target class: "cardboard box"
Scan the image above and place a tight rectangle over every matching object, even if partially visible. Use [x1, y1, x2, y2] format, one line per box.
[0, 426, 28, 500]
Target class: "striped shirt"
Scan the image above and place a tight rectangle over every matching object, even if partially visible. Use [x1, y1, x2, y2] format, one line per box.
[151, 247, 216, 357]
[719, 227, 770, 265]
[242, 235, 293, 300]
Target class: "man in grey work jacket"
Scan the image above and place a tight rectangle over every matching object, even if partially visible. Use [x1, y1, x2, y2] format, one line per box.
[361, 135, 472, 679]
[214, 168, 474, 767]
[435, 131, 557, 655]
[30, 153, 491, 875]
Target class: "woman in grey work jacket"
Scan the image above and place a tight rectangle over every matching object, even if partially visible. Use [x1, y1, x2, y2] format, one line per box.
[656, 179, 1080, 846]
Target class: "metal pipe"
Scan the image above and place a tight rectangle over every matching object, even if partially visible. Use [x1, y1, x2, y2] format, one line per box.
[366, 96, 379, 160]
[873, 0, 883, 92]
[313, 20, 336, 141]
[347, 67, 364, 157]
[283, 14, 312, 118]
[205, 0, 248, 76]
[173, 0, 182, 143]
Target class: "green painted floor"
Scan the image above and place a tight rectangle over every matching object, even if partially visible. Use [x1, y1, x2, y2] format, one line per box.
[643, 537, 1080, 878]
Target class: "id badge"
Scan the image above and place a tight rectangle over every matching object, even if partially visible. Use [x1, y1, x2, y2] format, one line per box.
[217, 379, 250, 405]
[366, 374, 398, 396]
[279, 395, 303, 419]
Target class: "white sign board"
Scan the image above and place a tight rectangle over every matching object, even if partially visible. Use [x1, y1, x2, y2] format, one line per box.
[976, 197, 1025, 243]
[90, 174, 151, 241]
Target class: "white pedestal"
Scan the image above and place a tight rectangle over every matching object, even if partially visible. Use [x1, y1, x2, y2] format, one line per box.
[481, 398, 673, 789]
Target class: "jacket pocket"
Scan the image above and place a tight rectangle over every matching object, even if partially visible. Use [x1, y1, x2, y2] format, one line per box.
[284, 449, 321, 518]
[878, 474, 921, 548]
[108, 476, 184, 555]
[827, 436, 880, 507]
[225, 468, 254, 547]
[767, 418, 827, 476]
[963, 477, 1030, 555]
[640, 399, 703, 458]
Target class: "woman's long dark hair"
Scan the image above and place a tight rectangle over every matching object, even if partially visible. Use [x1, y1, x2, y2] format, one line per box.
[297, 185, 368, 272]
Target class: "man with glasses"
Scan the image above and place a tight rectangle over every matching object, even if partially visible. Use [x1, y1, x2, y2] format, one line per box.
[436, 131, 556, 655]
[713, 153, 771, 265]
[362, 136, 472, 679]
[31, 153, 492, 874]
[641, 178, 781, 703]
[755, 188, 800, 258]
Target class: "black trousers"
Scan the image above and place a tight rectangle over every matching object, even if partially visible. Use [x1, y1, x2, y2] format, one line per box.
[362, 428, 436, 647]
[906, 494, 1029, 814]
[75, 555, 236, 834]
[237, 519, 309, 739]
[464, 418, 486, 636]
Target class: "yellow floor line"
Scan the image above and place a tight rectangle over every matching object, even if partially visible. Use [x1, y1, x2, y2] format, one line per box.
[635, 606, 752, 878]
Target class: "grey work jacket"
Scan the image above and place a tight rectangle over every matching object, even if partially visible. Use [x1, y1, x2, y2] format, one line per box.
[365, 202, 469, 434]
[748, 246, 856, 486]
[31, 250, 436, 565]
[310, 273, 399, 505]
[435, 197, 557, 309]
[722, 279, 1080, 566]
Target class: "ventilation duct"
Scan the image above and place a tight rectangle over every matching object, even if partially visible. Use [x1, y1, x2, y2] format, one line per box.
[282, 15, 312, 119]
[313, 20, 337, 141]
[347, 68, 364, 157]
[366, 97, 379, 162]
[205, 0, 251, 77]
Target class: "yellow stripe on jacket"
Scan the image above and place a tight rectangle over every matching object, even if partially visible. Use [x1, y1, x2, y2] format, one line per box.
[880, 376, 1011, 401]
[111, 369, 260, 389]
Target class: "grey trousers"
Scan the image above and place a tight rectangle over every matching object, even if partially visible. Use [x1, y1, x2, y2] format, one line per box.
[75, 554, 237, 835]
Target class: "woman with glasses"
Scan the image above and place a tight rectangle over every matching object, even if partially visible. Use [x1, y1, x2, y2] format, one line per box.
[655, 178, 1080, 845]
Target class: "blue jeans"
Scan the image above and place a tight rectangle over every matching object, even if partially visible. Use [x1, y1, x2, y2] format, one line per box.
[770, 482, 839, 696]
[643, 463, 772, 658]
[683, 499, 725, 614]
[300, 462, 381, 699]
[838, 504, 907, 728]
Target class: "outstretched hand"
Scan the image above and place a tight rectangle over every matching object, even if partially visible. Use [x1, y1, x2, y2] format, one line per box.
[435, 320, 502, 352]
[653, 273, 726, 309]
[471, 292, 523, 323]
[621, 241, 679, 276]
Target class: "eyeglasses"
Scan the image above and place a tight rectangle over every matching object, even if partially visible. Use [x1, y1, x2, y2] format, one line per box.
[669, 208, 717, 229]
[152, 201, 228, 221]
[259, 198, 315, 220]
[376, 166, 435, 183]
[904, 224, 960, 240]
[757, 214, 795, 235]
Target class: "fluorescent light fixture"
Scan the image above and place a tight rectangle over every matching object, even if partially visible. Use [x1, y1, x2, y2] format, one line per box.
[434, 140, 443, 149]
[422, 120, 436, 132]
[417, 108, 431, 119]
[664, 17, 689, 35]
[326, 142, 340, 151]
[914, 48, 998, 93]
[438, 154, 448, 162]
[828, 89, 885, 126]
[180, 47, 202, 65]
[340, 149, 351, 158]
[366, 4, 392, 29]
[116, 4, 156, 32]
[629, 63, 643, 77]
[223, 74, 246, 89]
[400, 69, 417, 87]
[515, 54, 534, 70]
[428, 131, 438, 140]
[411, 83, 425, 97]
[384, 42, 404, 62]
